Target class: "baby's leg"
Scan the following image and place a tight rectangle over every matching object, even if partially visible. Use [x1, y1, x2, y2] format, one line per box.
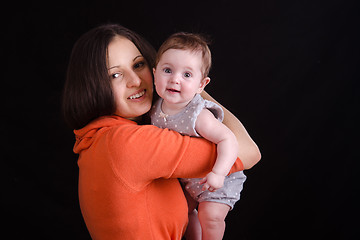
[183, 188, 201, 240]
[198, 201, 230, 240]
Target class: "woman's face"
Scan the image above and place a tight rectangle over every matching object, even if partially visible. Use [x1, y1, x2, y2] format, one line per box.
[107, 36, 153, 120]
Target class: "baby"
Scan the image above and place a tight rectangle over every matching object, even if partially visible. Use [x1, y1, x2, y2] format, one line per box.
[151, 32, 246, 240]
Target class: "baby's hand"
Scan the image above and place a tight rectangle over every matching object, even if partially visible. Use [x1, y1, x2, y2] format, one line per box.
[199, 171, 225, 192]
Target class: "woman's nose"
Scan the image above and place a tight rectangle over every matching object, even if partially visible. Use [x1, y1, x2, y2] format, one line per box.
[126, 71, 141, 88]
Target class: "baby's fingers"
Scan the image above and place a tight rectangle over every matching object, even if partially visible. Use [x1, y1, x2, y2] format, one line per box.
[202, 182, 210, 191]
[199, 177, 207, 185]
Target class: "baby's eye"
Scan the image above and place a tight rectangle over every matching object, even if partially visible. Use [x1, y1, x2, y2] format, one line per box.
[184, 72, 192, 78]
[163, 68, 172, 74]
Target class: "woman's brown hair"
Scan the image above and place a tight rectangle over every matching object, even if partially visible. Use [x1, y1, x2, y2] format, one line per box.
[62, 24, 156, 129]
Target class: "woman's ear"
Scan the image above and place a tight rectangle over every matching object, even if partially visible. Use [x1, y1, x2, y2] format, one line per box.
[197, 77, 211, 93]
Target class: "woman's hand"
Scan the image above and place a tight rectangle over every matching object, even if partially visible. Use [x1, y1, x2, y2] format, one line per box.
[199, 171, 226, 192]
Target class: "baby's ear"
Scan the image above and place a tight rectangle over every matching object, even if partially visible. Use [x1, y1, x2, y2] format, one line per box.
[197, 77, 211, 93]
[152, 68, 156, 75]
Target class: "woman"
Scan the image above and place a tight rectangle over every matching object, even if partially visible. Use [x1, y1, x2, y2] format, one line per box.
[63, 24, 260, 239]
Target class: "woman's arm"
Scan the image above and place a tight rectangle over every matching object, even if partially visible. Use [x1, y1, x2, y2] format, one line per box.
[201, 91, 261, 169]
[108, 122, 244, 189]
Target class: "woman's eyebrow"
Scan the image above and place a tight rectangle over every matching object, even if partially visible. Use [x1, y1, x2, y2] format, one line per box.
[108, 65, 119, 70]
[108, 55, 143, 70]
[133, 55, 143, 61]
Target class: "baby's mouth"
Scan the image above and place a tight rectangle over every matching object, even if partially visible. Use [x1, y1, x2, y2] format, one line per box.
[167, 88, 180, 93]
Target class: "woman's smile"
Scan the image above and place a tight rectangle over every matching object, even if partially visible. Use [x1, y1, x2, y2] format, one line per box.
[128, 89, 146, 100]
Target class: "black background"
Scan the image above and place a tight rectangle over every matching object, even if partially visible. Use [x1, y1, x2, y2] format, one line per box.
[3, 0, 359, 239]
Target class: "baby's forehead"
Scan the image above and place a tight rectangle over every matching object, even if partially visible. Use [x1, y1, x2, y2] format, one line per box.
[161, 49, 203, 67]
[161, 48, 203, 62]
[164, 47, 201, 55]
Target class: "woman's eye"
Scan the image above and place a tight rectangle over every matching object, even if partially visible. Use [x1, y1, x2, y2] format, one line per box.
[111, 73, 122, 79]
[163, 68, 172, 74]
[134, 61, 145, 69]
[184, 72, 192, 78]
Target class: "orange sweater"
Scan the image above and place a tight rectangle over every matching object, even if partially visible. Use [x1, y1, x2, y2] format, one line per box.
[73, 115, 244, 240]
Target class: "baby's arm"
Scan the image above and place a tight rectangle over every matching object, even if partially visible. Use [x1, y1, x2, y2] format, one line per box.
[195, 109, 239, 191]
[201, 91, 261, 169]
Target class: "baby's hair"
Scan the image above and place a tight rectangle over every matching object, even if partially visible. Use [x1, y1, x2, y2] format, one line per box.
[156, 32, 212, 77]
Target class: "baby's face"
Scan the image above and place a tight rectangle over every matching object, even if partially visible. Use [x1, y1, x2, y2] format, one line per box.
[154, 49, 207, 106]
